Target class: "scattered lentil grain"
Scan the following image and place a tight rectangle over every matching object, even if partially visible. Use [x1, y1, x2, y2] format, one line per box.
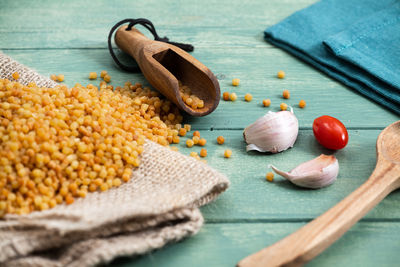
[283, 89, 290, 99]
[263, 99, 271, 107]
[244, 93, 253, 102]
[232, 78, 240, 86]
[100, 70, 107, 78]
[229, 92, 237, 101]
[277, 70, 285, 79]
[57, 74, 64, 82]
[172, 135, 180, 144]
[200, 148, 207, 157]
[179, 128, 187, 136]
[222, 92, 230, 101]
[186, 139, 194, 148]
[12, 72, 19, 80]
[89, 72, 97, 80]
[198, 138, 207, 146]
[192, 136, 200, 145]
[266, 172, 274, 182]
[299, 99, 306, 108]
[103, 74, 111, 83]
[217, 136, 225, 145]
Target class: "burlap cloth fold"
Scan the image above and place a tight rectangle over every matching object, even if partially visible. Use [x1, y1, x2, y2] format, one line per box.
[0, 52, 230, 267]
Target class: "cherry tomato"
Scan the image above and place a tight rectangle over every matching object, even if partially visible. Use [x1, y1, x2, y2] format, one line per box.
[313, 115, 348, 150]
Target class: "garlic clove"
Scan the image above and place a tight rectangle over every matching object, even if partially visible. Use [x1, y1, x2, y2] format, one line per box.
[270, 154, 339, 189]
[243, 109, 298, 153]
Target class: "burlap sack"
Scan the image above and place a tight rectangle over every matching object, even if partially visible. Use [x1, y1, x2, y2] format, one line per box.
[0, 52, 230, 267]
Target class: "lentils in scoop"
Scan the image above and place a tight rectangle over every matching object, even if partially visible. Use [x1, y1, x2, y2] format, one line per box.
[178, 81, 205, 109]
[0, 78, 183, 216]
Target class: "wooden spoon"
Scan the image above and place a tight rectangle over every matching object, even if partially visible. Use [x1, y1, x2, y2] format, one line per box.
[115, 25, 220, 117]
[238, 120, 400, 267]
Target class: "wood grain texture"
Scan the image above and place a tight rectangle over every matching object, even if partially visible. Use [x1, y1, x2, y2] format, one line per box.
[0, 0, 315, 49]
[1, 0, 400, 266]
[109, 222, 400, 267]
[3, 49, 398, 128]
[178, 129, 400, 221]
[238, 122, 400, 267]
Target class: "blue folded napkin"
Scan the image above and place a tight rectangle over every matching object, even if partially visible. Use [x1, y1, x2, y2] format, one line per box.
[265, 0, 400, 114]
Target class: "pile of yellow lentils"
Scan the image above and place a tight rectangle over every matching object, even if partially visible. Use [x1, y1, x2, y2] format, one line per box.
[0, 73, 186, 216]
[0, 68, 302, 215]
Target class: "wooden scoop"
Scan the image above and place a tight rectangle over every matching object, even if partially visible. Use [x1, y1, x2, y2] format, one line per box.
[114, 25, 220, 116]
[238, 120, 400, 267]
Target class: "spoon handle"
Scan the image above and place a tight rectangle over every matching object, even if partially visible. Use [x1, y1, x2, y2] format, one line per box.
[238, 161, 400, 267]
[115, 25, 163, 61]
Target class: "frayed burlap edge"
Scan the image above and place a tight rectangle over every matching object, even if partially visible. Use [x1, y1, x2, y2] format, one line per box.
[0, 52, 230, 266]
[4, 208, 204, 267]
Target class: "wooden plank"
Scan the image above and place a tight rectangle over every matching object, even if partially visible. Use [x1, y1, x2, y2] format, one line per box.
[166, 129, 400, 220]
[2, 1, 400, 267]
[3, 49, 398, 129]
[109, 221, 400, 267]
[0, 0, 316, 49]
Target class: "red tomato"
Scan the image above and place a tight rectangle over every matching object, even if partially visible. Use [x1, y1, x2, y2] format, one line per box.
[313, 115, 348, 150]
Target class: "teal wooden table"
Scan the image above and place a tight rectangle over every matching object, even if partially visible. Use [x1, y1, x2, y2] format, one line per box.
[1, 0, 399, 266]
